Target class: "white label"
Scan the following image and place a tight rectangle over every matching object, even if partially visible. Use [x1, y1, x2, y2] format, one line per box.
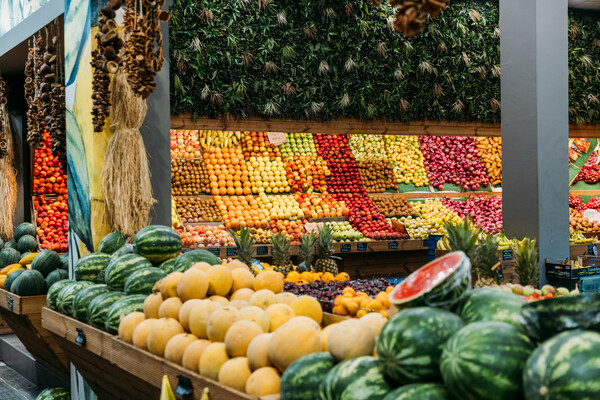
[267, 132, 287, 146]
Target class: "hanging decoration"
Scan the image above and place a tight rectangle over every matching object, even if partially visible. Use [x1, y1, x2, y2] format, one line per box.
[47, 20, 67, 167]
[25, 34, 45, 149]
[0, 75, 17, 240]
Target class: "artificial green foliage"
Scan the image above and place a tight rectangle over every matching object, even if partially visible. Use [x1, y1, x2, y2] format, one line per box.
[169, 0, 600, 124]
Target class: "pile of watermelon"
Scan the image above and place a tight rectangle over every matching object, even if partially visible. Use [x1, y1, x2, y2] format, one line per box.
[280, 251, 600, 400]
[50, 225, 221, 334]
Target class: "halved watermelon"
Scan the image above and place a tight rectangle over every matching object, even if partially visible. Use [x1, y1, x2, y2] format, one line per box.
[390, 251, 471, 309]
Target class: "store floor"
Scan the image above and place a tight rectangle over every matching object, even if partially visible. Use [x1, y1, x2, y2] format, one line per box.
[0, 361, 40, 400]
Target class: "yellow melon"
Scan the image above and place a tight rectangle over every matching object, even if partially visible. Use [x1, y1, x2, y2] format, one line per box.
[249, 289, 276, 309]
[199, 342, 229, 380]
[290, 295, 323, 325]
[164, 333, 199, 365]
[118, 312, 146, 344]
[188, 300, 220, 339]
[265, 303, 295, 332]
[143, 292, 163, 319]
[327, 319, 375, 362]
[191, 262, 213, 272]
[245, 367, 281, 397]
[146, 318, 185, 357]
[247, 333, 273, 371]
[226, 260, 250, 271]
[320, 323, 337, 352]
[275, 292, 296, 305]
[176, 269, 208, 301]
[206, 265, 233, 296]
[160, 272, 183, 298]
[207, 306, 242, 342]
[268, 317, 322, 372]
[228, 300, 249, 310]
[231, 268, 255, 292]
[132, 318, 158, 350]
[181, 339, 210, 373]
[208, 295, 229, 306]
[230, 288, 254, 302]
[0, 275, 6, 288]
[178, 299, 203, 332]
[218, 357, 252, 392]
[158, 297, 183, 320]
[253, 270, 284, 293]
[224, 320, 263, 357]
[359, 312, 388, 336]
[239, 306, 270, 333]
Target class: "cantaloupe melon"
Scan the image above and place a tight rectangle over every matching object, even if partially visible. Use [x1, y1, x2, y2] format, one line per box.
[208, 295, 229, 306]
[160, 272, 183, 298]
[132, 318, 158, 350]
[181, 339, 210, 373]
[191, 262, 212, 272]
[224, 320, 263, 357]
[207, 306, 242, 342]
[146, 318, 185, 357]
[249, 289, 276, 309]
[245, 367, 281, 397]
[206, 265, 233, 296]
[320, 323, 338, 352]
[178, 299, 203, 332]
[228, 300, 249, 310]
[275, 292, 296, 305]
[265, 303, 295, 332]
[253, 270, 284, 293]
[164, 333, 199, 365]
[268, 317, 322, 372]
[239, 306, 270, 333]
[218, 357, 252, 392]
[226, 260, 250, 271]
[359, 312, 387, 336]
[188, 300, 220, 339]
[199, 342, 229, 380]
[158, 297, 183, 320]
[230, 288, 254, 302]
[176, 269, 208, 301]
[143, 292, 163, 319]
[231, 268, 255, 292]
[290, 295, 323, 325]
[118, 312, 146, 344]
[327, 319, 375, 362]
[247, 333, 273, 371]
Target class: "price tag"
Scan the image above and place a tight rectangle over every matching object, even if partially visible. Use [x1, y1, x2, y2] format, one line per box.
[7, 296, 13, 311]
[76, 328, 86, 346]
[267, 132, 287, 146]
[175, 376, 193, 397]
[589, 244, 598, 256]
[502, 249, 513, 260]
[207, 247, 220, 257]
[357, 242, 367, 251]
[256, 246, 269, 256]
[388, 241, 399, 250]
[304, 222, 321, 233]
[340, 244, 351, 253]
[227, 247, 238, 257]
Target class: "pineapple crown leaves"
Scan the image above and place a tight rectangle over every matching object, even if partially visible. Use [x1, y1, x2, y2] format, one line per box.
[316, 224, 334, 258]
[443, 217, 481, 258]
[228, 227, 255, 265]
[298, 232, 317, 266]
[271, 231, 292, 266]
[511, 237, 539, 287]
[471, 233, 499, 278]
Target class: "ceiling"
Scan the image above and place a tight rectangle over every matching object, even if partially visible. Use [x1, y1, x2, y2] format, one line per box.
[569, 0, 600, 10]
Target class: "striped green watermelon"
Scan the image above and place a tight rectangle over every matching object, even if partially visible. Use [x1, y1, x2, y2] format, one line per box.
[4, 270, 25, 292]
[31, 250, 62, 277]
[4, 240, 17, 250]
[56, 281, 94, 316]
[47, 279, 75, 310]
[456, 287, 524, 328]
[159, 258, 178, 273]
[173, 249, 220, 272]
[377, 307, 464, 385]
[36, 386, 70, 400]
[59, 253, 69, 270]
[14, 223, 36, 242]
[87, 291, 125, 329]
[104, 294, 146, 334]
[520, 293, 600, 342]
[280, 352, 335, 400]
[10, 270, 46, 296]
[0, 247, 21, 267]
[319, 356, 393, 400]
[111, 244, 134, 259]
[440, 321, 534, 400]
[390, 251, 471, 310]
[383, 383, 450, 400]
[523, 330, 600, 400]
[0, 238, 4, 250]
[124, 267, 166, 295]
[134, 225, 182, 264]
[45, 269, 69, 290]
[72, 284, 111, 322]
[74, 253, 111, 282]
[98, 232, 128, 255]
[17, 235, 38, 253]
[104, 254, 153, 291]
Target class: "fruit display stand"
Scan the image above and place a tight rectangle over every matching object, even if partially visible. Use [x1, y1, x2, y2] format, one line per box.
[0, 289, 69, 380]
[41, 307, 279, 400]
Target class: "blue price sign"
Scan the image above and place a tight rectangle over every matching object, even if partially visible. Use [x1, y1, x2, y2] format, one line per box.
[227, 247, 238, 257]
[256, 246, 269, 256]
[502, 249, 513, 260]
[340, 244, 351, 253]
[589, 244, 598, 256]
[207, 247, 220, 257]
[357, 242, 367, 251]
[388, 241, 399, 250]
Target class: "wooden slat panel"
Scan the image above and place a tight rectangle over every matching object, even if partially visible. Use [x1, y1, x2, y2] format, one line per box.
[0, 289, 47, 315]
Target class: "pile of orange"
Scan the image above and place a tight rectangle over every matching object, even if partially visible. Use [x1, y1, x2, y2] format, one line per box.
[214, 195, 268, 229]
[242, 131, 281, 158]
[332, 286, 392, 319]
[204, 146, 252, 196]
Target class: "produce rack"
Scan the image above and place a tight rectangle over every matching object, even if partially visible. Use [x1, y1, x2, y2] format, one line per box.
[0, 289, 69, 380]
[41, 307, 278, 400]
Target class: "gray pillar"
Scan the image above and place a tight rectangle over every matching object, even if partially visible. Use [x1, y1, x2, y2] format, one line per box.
[500, 0, 570, 284]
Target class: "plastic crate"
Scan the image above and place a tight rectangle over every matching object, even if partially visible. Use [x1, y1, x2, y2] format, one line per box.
[547, 276, 579, 291]
[580, 276, 600, 293]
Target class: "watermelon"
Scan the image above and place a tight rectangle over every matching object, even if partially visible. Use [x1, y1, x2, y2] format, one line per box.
[280, 352, 336, 400]
[98, 231, 128, 255]
[74, 253, 111, 282]
[17, 235, 38, 253]
[383, 383, 450, 400]
[0, 247, 21, 267]
[36, 387, 70, 400]
[47, 279, 75, 310]
[455, 287, 524, 328]
[104, 294, 146, 334]
[10, 270, 46, 296]
[4, 240, 17, 250]
[72, 284, 111, 322]
[4, 270, 25, 292]
[56, 281, 94, 315]
[440, 321, 534, 400]
[173, 249, 220, 272]
[159, 258, 178, 273]
[87, 291, 125, 329]
[45, 269, 69, 290]
[0, 238, 4, 250]
[31, 250, 62, 277]
[59, 253, 69, 270]
[134, 225, 182, 264]
[14, 223, 36, 241]
[111, 244, 135, 259]
[523, 330, 600, 400]
[520, 293, 600, 342]
[124, 267, 166, 295]
[377, 307, 464, 385]
[319, 356, 393, 400]
[104, 254, 153, 291]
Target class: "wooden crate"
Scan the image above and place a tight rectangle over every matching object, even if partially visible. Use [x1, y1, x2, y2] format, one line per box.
[42, 308, 279, 400]
[0, 289, 68, 379]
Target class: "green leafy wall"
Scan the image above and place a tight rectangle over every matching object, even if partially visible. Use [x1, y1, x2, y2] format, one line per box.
[170, 0, 600, 124]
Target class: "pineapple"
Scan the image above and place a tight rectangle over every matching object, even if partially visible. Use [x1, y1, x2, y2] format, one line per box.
[228, 227, 255, 267]
[314, 225, 338, 274]
[512, 238, 539, 287]
[297, 232, 316, 272]
[444, 218, 480, 259]
[271, 232, 293, 275]
[471, 234, 500, 287]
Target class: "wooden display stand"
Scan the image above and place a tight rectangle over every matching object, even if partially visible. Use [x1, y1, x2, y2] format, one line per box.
[42, 308, 279, 400]
[0, 289, 69, 379]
